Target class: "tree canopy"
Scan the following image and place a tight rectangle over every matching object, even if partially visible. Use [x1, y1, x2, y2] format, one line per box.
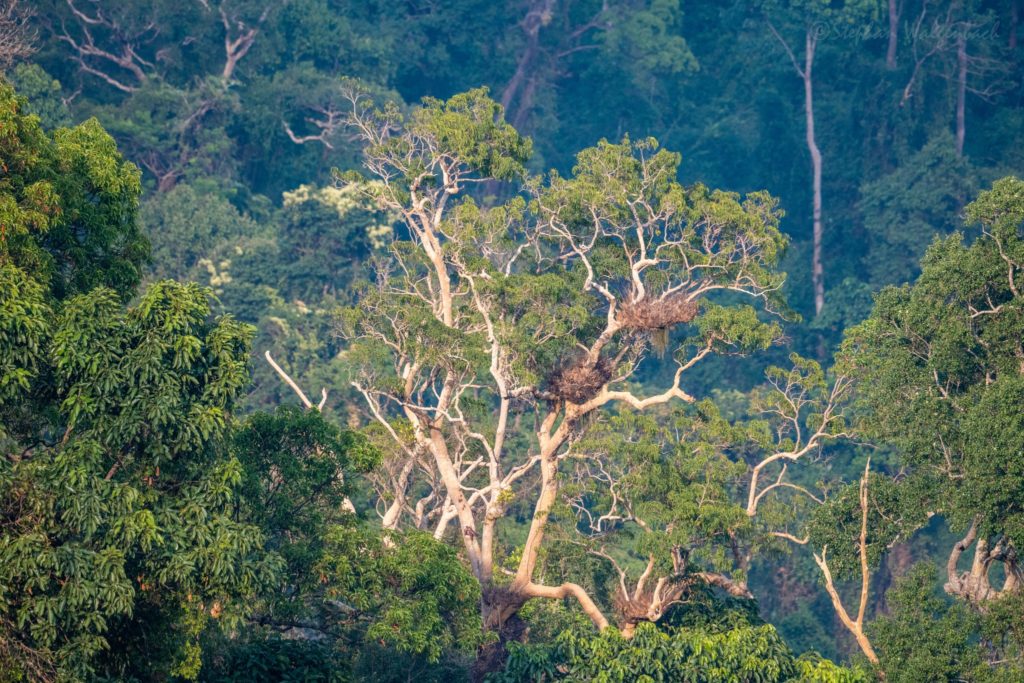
[2, 1, 1024, 680]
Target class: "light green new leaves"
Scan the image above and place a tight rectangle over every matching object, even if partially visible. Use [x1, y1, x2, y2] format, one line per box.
[0, 81, 147, 302]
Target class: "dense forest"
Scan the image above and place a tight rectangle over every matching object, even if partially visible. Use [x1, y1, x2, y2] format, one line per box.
[1, 0, 1023, 681]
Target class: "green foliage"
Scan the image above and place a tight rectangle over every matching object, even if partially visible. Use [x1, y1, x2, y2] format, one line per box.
[536, 137, 788, 313]
[832, 178, 1024, 676]
[805, 473, 925, 579]
[230, 408, 480, 674]
[695, 304, 783, 355]
[316, 527, 485, 663]
[338, 84, 532, 202]
[839, 177, 1024, 540]
[412, 88, 533, 181]
[869, 564, 986, 683]
[497, 621, 866, 682]
[12, 3, 1024, 675]
[142, 183, 264, 284]
[0, 81, 147, 300]
[200, 638, 349, 682]
[0, 266, 278, 680]
[6, 64, 71, 130]
[859, 132, 977, 285]
[0, 264, 48, 407]
[274, 183, 385, 301]
[565, 408, 751, 591]
[236, 407, 378, 531]
[233, 406, 376, 623]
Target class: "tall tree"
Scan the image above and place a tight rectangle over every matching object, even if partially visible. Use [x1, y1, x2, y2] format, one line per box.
[0, 266, 279, 681]
[764, 7, 826, 315]
[761, 0, 881, 315]
[316, 88, 789, 674]
[831, 177, 1024, 673]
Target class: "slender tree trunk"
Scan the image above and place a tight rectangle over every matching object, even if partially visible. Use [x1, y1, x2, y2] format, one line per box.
[500, 0, 550, 122]
[956, 30, 967, 156]
[380, 459, 415, 530]
[802, 30, 825, 315]
[887, 0, 900, 69]
[1011, 1, 1019, 50]
[766, 21, 824, 314]
[813, 463, 882, 671]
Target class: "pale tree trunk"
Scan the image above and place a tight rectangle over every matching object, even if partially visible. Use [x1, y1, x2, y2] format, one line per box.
[768, 22, 825, 315]
[342, 99, 793, 679]
[804, 30, 825, 316]
[944, 518, 1022, 602]
[812, 461, 882, 672]
[379, 458, 416, 531]
[504, 408, 609, 632]
[468, 414, 605, 682]
[217, 5, 271, 81]
[1011, 1, 1018, 50]
[956, 30, 967, 156]
[887, 0, 900, 69]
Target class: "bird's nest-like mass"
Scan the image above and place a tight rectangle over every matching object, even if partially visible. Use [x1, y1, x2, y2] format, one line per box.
[616, 295, 698, 330]
[546, 355, 613, 404]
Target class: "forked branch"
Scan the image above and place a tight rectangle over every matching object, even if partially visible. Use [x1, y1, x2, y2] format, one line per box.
[811, 460, 881, 669]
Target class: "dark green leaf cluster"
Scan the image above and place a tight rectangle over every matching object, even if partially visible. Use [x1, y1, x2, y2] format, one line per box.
[838, 177, 1024, 542]
[0, 262, 279, 680]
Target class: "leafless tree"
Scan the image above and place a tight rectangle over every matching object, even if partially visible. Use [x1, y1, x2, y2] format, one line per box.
[52, 0, 159, 93]
[197, 0, 276, 81]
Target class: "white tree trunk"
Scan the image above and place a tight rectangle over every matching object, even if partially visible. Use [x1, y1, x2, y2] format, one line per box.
[956, 31, 967, 156]
[803, 31, 824, 315]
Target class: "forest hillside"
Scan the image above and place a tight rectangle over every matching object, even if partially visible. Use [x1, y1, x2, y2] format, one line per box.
[1, 1, 1023, 681]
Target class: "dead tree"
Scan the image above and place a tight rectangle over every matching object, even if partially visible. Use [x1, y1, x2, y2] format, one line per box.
[52, 0, 158, 93]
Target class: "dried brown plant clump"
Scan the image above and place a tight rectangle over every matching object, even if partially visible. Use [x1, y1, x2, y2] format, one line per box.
[547, 355, 612, 404]
[613, 590, 655, 624]
[617, 294, 698, 330]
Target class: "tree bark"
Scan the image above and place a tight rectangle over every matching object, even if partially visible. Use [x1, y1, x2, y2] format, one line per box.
[1011, 1, 1019, 50]
[887, 0, 900, 69]
[812, 462, 882, 671]
[956, 30, 967, 156]
[500, 0, 550, 119]
[804, 30, 825, 315]
[770, 20, 825, 314]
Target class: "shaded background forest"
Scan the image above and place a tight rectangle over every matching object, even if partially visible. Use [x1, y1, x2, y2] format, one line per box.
[15, 0, 1024, 402]
[2, 0, 1024, 680]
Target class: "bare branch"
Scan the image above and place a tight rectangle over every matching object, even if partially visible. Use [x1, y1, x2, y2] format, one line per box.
[811, 460, 881, 668]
